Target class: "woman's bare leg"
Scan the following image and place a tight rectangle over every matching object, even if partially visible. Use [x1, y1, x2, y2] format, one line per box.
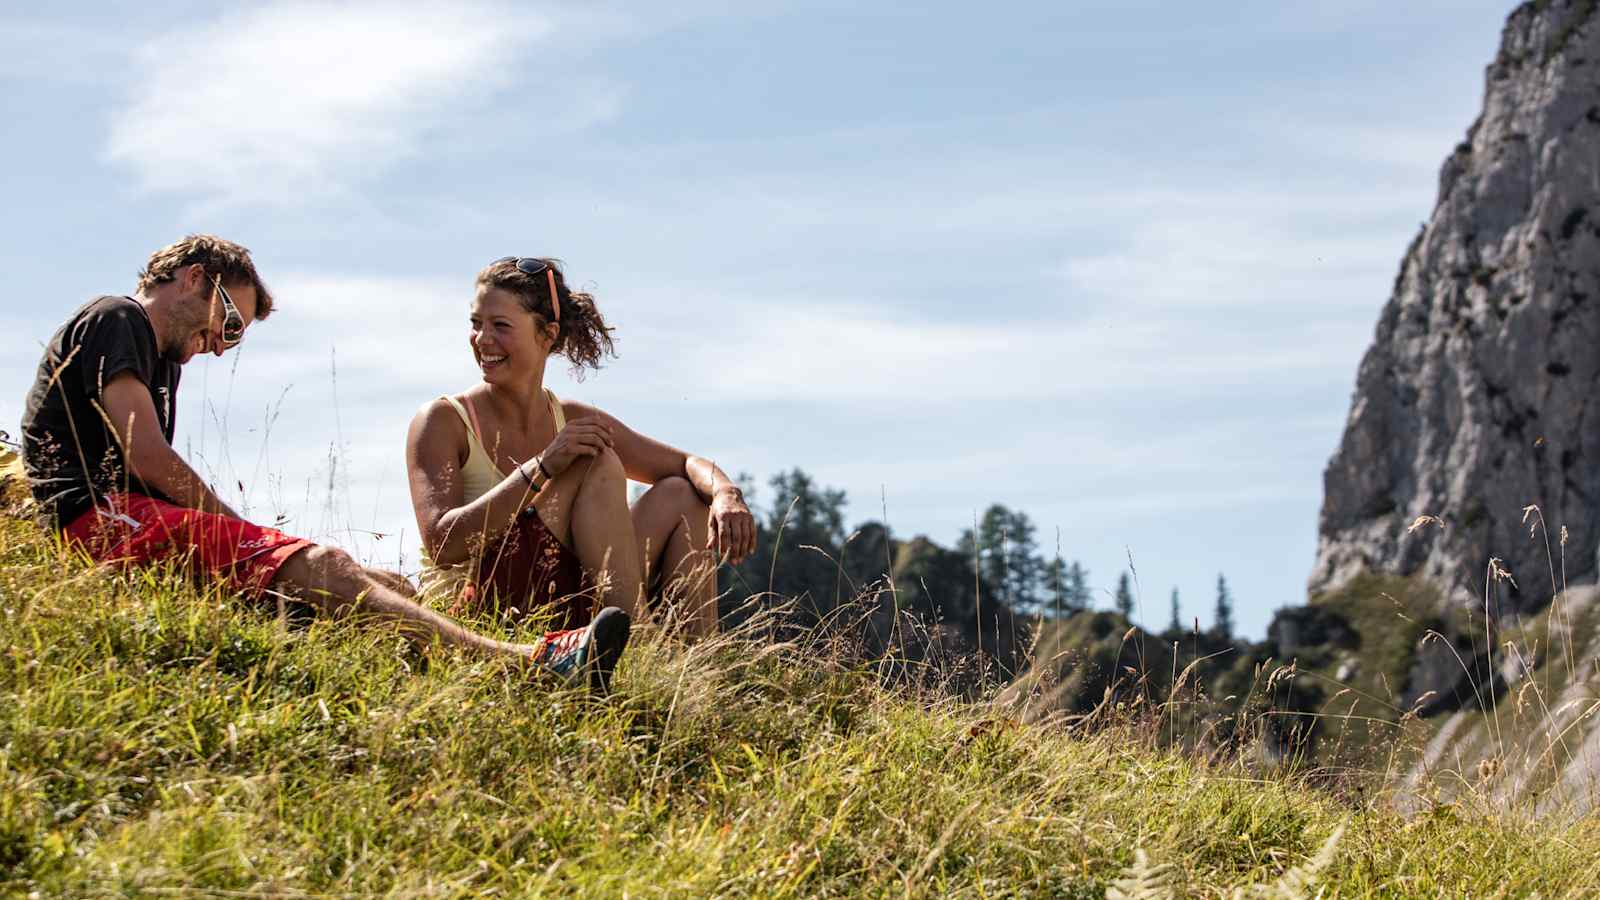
[532, 447, 645, 621]
[631, 476, 718, 638]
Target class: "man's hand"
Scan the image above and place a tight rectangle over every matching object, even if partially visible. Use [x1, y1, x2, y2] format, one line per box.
[707, 488, 756, 564]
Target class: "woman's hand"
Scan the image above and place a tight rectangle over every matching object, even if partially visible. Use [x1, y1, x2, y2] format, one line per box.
[707, 488, 756, 564]
[539, 418, 615, 477]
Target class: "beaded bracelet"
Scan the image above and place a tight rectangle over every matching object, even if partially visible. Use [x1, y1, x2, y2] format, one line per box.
[518, 460, 541, 492]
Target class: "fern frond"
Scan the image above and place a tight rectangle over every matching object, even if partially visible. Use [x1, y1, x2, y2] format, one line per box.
[1107, 848, 1179, 900]
[1230, 823, 1346, 900]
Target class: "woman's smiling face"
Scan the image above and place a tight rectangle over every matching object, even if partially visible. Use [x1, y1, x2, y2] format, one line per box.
[470, 286, 553, 385]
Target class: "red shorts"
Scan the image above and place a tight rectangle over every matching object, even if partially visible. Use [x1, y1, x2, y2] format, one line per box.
[62, 492, 314, 599]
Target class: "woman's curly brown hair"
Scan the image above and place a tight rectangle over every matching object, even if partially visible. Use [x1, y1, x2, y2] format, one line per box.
[476, 257, 616, 379]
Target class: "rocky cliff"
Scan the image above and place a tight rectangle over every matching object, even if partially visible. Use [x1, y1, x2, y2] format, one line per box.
[1313, 0, 1600, 614]
[1007, 0, 1600, 815]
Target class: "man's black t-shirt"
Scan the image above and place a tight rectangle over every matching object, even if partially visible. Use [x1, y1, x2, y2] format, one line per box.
[21, 296, 180, 527]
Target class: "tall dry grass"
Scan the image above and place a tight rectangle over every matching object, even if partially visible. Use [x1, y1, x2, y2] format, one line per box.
[4, 497, 1600, 895]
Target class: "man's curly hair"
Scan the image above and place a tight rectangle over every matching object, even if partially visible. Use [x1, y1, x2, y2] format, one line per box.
[137, 234, 275, 319]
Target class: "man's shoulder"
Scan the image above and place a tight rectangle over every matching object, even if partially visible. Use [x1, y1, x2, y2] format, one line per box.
[84, 294, 138, 311]
[72, 295, 144, 329]
[55, 295, 147, 343]
[69, 296, 161, 358]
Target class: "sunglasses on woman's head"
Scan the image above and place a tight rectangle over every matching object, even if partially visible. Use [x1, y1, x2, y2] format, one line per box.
[493, 256, 561, 323]
[496, 256, 548, 277]
[210, 274, 246, 347]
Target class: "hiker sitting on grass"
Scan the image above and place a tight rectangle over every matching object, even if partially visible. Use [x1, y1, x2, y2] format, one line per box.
[20, 235, 628, 692]
[405, 256, 756, 639]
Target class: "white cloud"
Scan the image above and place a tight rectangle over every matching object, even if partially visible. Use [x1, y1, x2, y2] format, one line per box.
[210, 272, 1350, 412]
[103, 1, 621, 205]
[1057, 213, 1408, 313]
[631, 303, 1360, 406]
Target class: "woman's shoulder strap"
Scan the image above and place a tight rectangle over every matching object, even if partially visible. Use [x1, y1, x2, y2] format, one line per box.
[545, 388, 566, 430]
[440, 394, 484, 447]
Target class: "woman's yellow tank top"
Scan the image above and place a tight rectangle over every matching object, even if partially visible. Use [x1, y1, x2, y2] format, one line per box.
[418, 389, 564, 596]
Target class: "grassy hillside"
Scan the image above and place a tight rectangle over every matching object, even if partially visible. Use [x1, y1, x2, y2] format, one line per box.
[3, 514, 1600, 897]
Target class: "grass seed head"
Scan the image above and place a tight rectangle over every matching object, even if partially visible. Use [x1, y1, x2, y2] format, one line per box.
[1407, 514, 1447, 535]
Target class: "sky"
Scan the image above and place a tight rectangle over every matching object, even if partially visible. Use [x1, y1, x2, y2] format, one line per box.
[0, 0, 1521, 638]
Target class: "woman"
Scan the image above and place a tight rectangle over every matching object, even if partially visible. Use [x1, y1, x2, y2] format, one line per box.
[406, 256, 756, 638]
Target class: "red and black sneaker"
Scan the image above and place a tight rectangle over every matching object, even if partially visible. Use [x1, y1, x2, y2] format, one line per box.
[530, 606, 631, 694]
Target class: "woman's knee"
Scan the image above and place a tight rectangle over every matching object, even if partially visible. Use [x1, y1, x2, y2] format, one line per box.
[572, 445, 624, 485]
[634, 476, 707, 536]
[573, 447, 627, 504]
[638, 475, 696, 510]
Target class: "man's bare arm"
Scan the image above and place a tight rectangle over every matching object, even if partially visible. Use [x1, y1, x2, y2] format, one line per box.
[99, 373, 239, 518]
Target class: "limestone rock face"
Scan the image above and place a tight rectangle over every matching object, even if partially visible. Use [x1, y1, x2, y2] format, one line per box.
[1312, 1, 1600, 613]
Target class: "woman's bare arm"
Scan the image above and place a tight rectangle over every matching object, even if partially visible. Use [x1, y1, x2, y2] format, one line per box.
[407, 399, 619, 567]
[564, 400, 756, 560]
[405, 400, 538, 568]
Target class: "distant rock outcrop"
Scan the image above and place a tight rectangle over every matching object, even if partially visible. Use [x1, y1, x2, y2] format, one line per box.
[1313, 0, 1600, 614]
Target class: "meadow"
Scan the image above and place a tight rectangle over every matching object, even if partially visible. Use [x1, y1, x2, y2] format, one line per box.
[4, 501, 1600, 898]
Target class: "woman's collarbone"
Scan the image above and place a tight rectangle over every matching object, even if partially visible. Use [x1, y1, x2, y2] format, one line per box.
[480, 420, 552, 467]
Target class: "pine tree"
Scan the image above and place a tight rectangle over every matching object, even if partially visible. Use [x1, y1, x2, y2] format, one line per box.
[959, 505, 1044, 615]
[1066, 562, 1091, 611]
[727, 468, 849, 622]
[1168, 587, 1182, 633]
[1213, 573, 1234, 640]
[1114, 571, 1135, 619]
[1000, 508, 1043, 613]
[1043, 554, 1067, 619]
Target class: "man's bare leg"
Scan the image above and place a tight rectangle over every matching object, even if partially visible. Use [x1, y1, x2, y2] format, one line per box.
[273, 544, 530, 659]
[362, 566, 418, 598]
[631, 476, 718, 638]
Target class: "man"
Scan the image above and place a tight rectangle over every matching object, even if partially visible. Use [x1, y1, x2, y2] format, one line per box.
[20, 235, 629, 691]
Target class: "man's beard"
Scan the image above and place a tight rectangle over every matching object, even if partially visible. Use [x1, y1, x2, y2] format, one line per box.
[161, 292, 212, 361]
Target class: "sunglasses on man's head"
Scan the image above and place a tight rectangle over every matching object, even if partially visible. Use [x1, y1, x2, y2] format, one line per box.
[494, 256, 561, 323]
[210, 274, 246, 347]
